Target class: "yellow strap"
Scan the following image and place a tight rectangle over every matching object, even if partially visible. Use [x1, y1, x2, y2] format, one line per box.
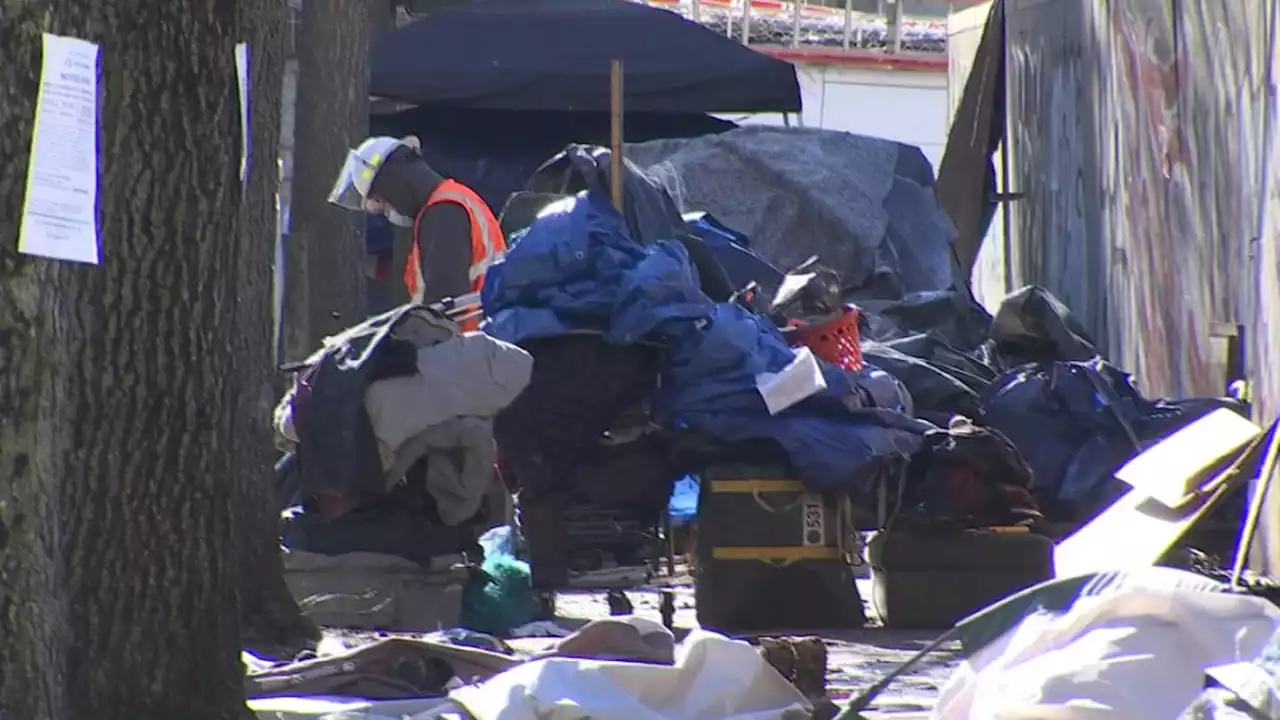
[710, 479, 805, 494]
[710, 546, 840, 562]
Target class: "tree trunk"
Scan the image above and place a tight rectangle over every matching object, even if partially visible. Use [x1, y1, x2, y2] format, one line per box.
[234, 0, 322, 662]
[286, 0, 373, 358]
[0, 0, 293, 716]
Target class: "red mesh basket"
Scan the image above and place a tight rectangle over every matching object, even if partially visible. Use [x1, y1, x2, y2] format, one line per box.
[787, 305, 865, 371]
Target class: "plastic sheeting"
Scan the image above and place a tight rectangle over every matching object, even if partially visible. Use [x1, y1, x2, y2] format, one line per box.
[682, 212, 784, 305]
[934, 568, 1280, 719]
[626, 127, 960, 300]
[481, 191, 713, 345]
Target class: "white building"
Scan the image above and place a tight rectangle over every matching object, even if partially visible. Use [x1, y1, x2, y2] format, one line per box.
[719, 48, 949, 171]
[638, 0, 958, 171]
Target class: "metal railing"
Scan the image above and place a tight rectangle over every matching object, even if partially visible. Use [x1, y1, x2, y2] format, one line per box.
[633, 0, 949, 53]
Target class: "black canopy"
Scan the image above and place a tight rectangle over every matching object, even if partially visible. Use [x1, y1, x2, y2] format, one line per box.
[371, 0, 802, 114]
[371, 107, 736, 209]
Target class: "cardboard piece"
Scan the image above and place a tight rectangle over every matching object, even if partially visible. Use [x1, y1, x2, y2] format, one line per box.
[1055, 409, 1262, 578]
[1115, 408, 1263, 508]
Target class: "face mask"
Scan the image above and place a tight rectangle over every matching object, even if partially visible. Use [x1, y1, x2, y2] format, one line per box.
[364, 197, 413, 228]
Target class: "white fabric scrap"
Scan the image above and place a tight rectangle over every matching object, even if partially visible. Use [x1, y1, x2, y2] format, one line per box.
[755, 346, 827, 415]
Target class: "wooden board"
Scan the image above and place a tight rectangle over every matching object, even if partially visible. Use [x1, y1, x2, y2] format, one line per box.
[1055, 409, 1263, 578]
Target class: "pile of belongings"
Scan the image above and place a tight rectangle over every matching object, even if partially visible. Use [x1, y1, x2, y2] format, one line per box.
[616, 127, 1246, 524]
[273, 304, 532, 566]
[485, 140, 1044, 546]
[488, 181, 929, 499]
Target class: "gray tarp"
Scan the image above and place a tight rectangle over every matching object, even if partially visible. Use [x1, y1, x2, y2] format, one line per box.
[625, 126, 959, 300]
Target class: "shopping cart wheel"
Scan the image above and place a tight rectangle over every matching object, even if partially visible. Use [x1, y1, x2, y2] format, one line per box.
[534, 591, 556, 620]
[606, 590, 633, 615]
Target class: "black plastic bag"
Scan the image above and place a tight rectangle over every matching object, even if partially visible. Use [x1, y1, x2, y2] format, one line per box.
[980, 360, 1149, 520]
[528, 144, 686, 244]
[526, 144, 739, 301]
[990, 285, 1098, 366]
[980, 358, 1243, 521]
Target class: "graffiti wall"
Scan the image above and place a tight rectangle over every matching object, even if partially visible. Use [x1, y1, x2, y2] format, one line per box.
[998, 0, 1277, 416]
[996, 0, 1280, 572]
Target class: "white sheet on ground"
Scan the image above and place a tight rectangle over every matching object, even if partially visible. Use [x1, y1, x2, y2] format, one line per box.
[444, 629, 810, 720]
[252, 630, 809, 720]
[251, 695, 455, 719]
[932, 574, 1280, 719]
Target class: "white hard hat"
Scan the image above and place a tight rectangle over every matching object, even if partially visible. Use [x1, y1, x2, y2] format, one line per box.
[327, 135, 421, 211]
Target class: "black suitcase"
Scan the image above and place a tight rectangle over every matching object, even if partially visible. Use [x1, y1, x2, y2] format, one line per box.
[867, 527, 1054, 629]
[694, 464, 865, 632]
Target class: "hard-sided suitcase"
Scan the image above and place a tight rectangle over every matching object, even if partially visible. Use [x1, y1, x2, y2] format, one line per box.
[694, 464, 865, 632]
[282, 550, 468, 632]
[867, 527, 1054, 629]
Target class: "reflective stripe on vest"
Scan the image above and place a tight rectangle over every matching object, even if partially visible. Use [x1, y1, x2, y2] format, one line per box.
[427, 187, 505, 283]
[403, 179, 507, 308]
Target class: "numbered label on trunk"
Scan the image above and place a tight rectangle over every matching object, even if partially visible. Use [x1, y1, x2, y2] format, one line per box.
[801, 496, 825, 547]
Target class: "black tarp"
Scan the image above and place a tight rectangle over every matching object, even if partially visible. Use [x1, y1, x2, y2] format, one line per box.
[370, 0, 802, 114]
[370, 107, 735, 212]
[935, 0, 1004, 281]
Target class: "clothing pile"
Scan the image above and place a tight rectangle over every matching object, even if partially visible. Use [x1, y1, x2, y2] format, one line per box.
[273, 304, 532, 566]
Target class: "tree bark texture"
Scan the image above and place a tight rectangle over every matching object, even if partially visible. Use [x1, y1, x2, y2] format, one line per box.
[233, 0, 322, 663]
[286, 0, 373, 358]
[0, 0, 293, 717]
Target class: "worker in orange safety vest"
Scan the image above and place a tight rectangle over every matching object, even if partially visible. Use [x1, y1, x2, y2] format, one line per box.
[328, 135, 505, 331]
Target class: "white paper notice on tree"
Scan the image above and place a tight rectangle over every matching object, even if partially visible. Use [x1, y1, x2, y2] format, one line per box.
[235, 42, 250, 184]
[18, 33, 101, 265]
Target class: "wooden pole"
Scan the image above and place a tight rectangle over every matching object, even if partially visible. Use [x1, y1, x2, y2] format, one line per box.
[1231, 424, 1280, 588]
[610, 59, 625, 212]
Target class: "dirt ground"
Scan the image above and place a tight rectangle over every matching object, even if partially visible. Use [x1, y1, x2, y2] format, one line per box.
[541, 578, 961, 714]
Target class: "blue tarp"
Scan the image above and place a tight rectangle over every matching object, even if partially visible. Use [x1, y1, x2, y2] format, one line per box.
[683, 212, 784, 305]
[668, 475, 700, 527]
[483, 191, 927, 493]
[484, 193, 714, 344]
